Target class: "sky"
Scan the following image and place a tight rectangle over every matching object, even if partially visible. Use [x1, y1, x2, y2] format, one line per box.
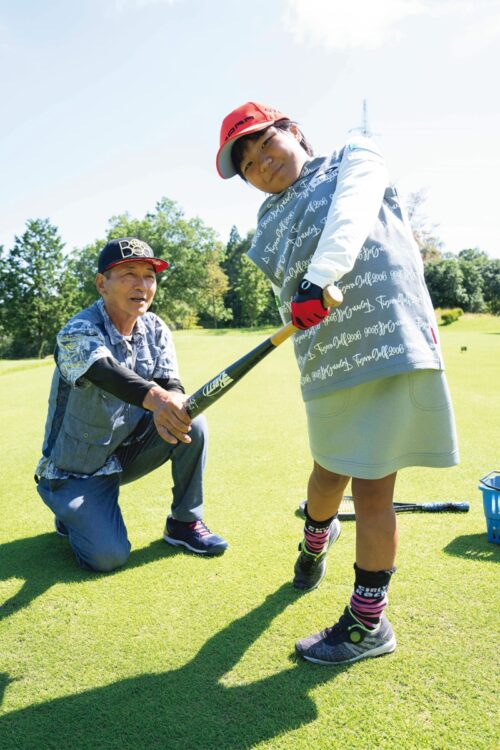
[1, 0, 499, 259]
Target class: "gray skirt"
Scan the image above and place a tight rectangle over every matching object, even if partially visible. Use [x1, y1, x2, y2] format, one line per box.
[305, 369, 459, 479]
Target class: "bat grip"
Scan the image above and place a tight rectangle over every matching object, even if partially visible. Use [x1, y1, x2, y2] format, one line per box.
[323, 284, 343, 307]
[270, 284, 343, 346]
[423, 502, 470, 512]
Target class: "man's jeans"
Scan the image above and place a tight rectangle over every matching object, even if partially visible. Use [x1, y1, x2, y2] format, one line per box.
[37, 413, 208, 572]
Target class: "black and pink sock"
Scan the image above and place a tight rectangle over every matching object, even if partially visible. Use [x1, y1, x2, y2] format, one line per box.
[349, 563, 396, 630]
[303, 505, 335, 555]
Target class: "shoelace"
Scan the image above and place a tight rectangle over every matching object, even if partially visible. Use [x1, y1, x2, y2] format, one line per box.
[187, 520, 212, 537]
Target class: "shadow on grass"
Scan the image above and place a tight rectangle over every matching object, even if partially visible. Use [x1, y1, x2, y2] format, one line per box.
[443, 533, 500, 563]
[0, 582, 349, 750]
[0, 533, 181, 623]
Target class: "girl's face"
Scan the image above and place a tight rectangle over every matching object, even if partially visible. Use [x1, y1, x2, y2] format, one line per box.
[238, 124, 309, 194]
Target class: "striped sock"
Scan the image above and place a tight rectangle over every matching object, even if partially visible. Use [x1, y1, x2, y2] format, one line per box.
[303, 506, 335, 555]
[349, 563, 396, 630]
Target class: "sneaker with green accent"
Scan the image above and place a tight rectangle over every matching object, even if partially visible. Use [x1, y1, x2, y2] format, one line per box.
[295, 606, 397, 664]
[293, 517, 341, 592]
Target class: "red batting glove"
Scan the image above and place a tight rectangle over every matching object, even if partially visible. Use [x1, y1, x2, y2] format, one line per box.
[291, 280, 330, 330]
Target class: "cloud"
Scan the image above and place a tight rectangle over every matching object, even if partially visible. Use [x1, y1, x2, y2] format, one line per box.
[283, 0, 500, 52]
[449, 3, 500, 56]
[283, 0, 428, 50]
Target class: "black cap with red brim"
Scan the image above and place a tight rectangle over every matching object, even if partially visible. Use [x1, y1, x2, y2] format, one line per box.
[98, 238, 169, 273]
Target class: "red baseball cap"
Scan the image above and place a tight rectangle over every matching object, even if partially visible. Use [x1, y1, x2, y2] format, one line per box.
[216, 101, 290, 179]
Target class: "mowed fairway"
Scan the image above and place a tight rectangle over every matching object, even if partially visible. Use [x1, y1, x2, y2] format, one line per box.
[0, 315, 499, 750]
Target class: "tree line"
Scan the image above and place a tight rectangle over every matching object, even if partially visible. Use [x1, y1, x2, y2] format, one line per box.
[0, 198, 280, 359]
[0, 194, 498, 359]
[408, 189, 500, 316]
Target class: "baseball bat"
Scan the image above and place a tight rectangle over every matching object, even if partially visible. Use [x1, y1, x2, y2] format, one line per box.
[186, 285, 343, 418]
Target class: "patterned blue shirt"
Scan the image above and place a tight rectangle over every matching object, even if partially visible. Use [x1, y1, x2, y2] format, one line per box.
[36, 298, 180, 479]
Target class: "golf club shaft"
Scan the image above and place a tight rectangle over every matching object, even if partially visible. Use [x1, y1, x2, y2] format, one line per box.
[299, 498, 469, 519]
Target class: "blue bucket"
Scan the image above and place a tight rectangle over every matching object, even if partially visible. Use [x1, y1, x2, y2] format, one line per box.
[479, 471, 500, 544]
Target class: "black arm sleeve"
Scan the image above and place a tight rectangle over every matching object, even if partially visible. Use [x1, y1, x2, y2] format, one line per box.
[86, 357, 185, 408]
[154, 377, 185, 394]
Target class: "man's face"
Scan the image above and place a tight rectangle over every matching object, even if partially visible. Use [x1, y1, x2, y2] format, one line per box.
[96, 261, 157, 323]
[238, 125, 309, 194]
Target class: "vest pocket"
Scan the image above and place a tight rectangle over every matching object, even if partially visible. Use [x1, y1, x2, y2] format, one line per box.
[53, 414, 114, 474]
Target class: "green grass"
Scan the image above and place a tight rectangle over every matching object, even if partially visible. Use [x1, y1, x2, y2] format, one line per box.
[0, 314, 499, 749]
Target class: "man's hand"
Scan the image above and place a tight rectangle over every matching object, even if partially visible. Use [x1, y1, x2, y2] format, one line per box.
[291, 279, 331, 330]
[143, 386, 192, 444]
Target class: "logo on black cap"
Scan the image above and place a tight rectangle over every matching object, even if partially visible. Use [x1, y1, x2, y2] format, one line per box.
[117, 238, 152, 259]
[98, 237, 169, 273]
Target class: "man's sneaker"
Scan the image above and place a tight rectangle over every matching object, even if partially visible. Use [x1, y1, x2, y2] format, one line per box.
[163, 516, 228, 556]
[295, 606, 397, 665]
[54, 518, 69, 538]
[293, 517, 341, 591]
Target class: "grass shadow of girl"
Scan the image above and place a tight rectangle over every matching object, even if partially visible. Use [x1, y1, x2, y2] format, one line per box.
[0, 582, 350, 749]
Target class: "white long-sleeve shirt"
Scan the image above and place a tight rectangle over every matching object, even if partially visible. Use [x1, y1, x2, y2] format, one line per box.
[304, 136, 389, 288]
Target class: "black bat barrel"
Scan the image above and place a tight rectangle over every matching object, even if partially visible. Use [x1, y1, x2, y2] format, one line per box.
[186, 336, 276, 418]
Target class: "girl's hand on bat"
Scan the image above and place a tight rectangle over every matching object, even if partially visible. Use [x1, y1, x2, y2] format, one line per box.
[291, 279, 330, 329]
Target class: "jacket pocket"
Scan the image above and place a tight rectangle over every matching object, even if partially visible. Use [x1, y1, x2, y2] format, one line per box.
[53, 414, 114, 474]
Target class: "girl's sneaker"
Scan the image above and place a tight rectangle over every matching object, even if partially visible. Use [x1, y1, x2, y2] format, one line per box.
[295, 607, 396, 664]
[293, 517, 341, 591]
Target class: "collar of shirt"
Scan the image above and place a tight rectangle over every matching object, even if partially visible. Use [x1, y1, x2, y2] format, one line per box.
[96, 298, 147, 346]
